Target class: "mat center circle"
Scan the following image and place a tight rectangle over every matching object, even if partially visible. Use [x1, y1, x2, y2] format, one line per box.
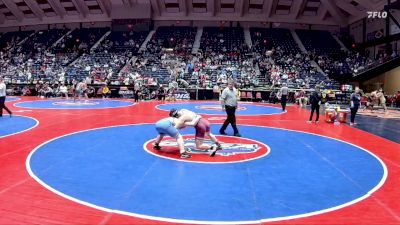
[194, 105, 247, 111]
[52, 100, 100, 106]
[144, 135, 270, 163]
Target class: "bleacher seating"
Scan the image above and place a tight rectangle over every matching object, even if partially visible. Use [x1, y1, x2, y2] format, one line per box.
[152, 26, 196, 54]
[0, 30, 34, 51]
[201, 27, 246, 53]
[53, 27, 108, 53]
[66, 52, 129, 83]
[19, 29, 69, 54]
[251, 28, 300, 54]
[97, 30, 147, 54]
[0, 26, 387, 92]
[296, 29, 343, 58]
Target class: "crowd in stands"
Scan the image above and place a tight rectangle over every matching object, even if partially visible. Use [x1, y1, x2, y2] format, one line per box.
[296, 29, 399, 79]
[251, 28, 337, 90]
[191, 27, 256, 88]
[120, 26, 197, 87]
[1, 25, 399, 105]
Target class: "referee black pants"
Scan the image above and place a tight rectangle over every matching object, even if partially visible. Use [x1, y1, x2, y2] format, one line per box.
[309, 104, 320, 122]
[0, 96, 12, 117]
[350, 106, 359, 123]
[220, 105, 239, 134]
[281, 95, 287, 111]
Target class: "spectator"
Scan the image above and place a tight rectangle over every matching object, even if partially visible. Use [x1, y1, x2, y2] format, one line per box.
[376, 89, 387, 112]
[350, 87, 361, 126]
[308, 85, 322, 124]
[396, 91, 400, 108]
[58, 83, 69, 99]
[102, 84, 111, 99]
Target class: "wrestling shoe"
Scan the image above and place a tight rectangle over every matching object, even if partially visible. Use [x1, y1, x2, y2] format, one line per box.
[180, 152, 191, 159]
[210, 145, 219, 157]
[153, 143, 161, 150]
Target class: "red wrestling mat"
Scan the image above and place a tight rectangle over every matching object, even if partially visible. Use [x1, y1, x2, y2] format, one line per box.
[0, 97, 399, 225]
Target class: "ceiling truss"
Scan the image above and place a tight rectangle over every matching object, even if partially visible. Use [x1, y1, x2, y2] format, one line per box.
[0, 0, 388, 26]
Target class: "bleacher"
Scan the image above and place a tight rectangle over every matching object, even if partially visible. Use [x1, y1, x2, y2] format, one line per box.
[134, 53, 171, 84]
[201, 27, 245, 53]
[296, 29, 343, 58]
[251, 28, 300, 54]
[0, 30, 34, 51]
[133, 26, 197, 84]
[19, 29, 69, 54]
[152, 26, 196, 54]
[97, 30, 148, 54]
[53, 27, 108, 53]
[0, 27, 370, 91]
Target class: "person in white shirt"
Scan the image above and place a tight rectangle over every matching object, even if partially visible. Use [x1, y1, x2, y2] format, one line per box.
[219, 81, 241, 137]
[59, 84, 69, 99]
[74, 80, 88, 100]
[0, 77, 12, 117]
[279, 83, 289, 111]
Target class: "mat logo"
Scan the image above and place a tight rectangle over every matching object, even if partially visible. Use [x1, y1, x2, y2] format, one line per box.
[160, 139, 260, 156]
[196, 105, 246, 111]
[52, 101, 99, 106]
[175, 89, 190, 100]
[146, 135, 269, 163]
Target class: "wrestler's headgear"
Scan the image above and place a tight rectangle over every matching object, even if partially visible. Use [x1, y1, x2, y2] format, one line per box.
[169, 108, 179, 118]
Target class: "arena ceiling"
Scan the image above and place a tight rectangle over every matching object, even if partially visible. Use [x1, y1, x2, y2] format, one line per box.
[0, 0, 391, 27]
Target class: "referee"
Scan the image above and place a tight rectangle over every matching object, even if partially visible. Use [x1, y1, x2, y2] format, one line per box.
[0, 77, 12, 117]
[280, 83, 289, 111]
[219, 81, 241, 137]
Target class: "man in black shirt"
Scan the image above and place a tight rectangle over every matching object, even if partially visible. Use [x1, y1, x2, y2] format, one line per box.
[157, 86, 166, 101]
[308, 85, 322, 123]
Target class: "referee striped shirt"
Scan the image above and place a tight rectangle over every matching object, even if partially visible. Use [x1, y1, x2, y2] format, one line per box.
[221, 87, 238, 107]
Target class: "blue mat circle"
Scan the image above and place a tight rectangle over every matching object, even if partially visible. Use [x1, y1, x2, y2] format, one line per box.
[15, 99, 134, 109]
[28, 124, 386, 223]
[0, 115, 38, 138]
[5, 96, 21, 102]
[156, 102, 284, 116]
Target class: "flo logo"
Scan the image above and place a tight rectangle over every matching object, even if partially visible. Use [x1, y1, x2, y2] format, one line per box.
[144, 135, 270, 163]
[174, 89, 190, 100]
[195, 105, 247, 111]
[367, 11, 387, 19]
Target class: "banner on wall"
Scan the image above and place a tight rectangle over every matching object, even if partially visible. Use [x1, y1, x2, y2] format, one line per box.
[390, 24, 400, 35]
[367, 29, 384, 41]
[174, 88, 190, 100]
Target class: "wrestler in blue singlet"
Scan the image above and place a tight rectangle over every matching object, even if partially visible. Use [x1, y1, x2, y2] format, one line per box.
[155, 117, 179, 138]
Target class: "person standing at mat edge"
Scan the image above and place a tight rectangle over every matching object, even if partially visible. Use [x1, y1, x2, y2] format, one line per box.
[350, 87, 361, 126]
[219, 81, 241, 137]
[279, 83, 289, 111]
[307, 85, 321, 124]
[0, 77, 12, 117]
